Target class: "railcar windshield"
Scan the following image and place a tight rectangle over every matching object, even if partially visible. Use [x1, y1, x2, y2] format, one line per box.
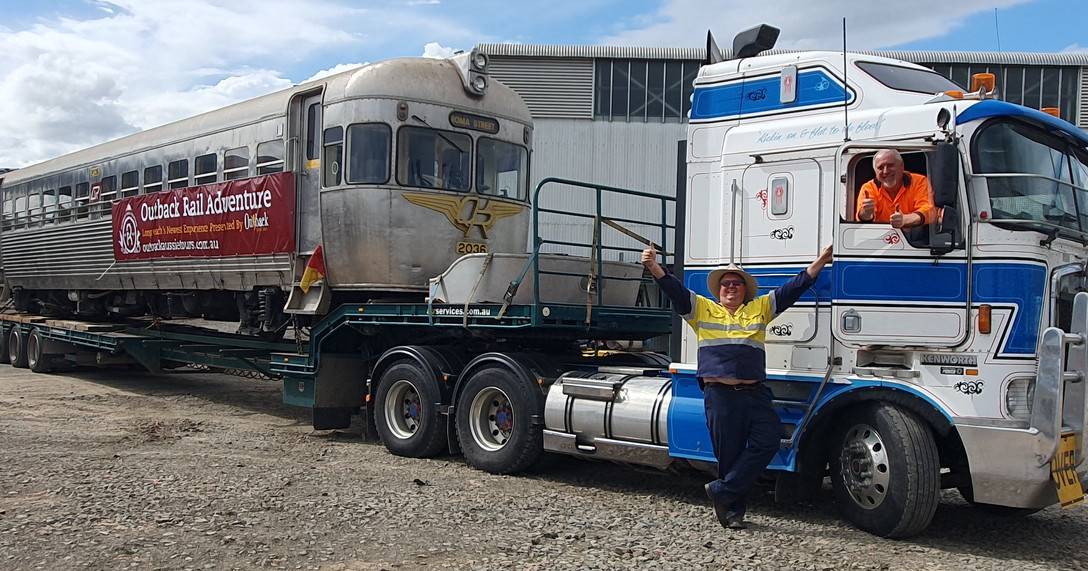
[397, 126, 471, 192]
[476, 138, 528, 201]
[974, 119, 1088, 241]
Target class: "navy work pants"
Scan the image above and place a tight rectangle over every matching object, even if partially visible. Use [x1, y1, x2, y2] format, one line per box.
[702, 383, 781, 517]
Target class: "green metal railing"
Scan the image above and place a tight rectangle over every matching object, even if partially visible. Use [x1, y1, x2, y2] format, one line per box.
[531, 177, 676, 327]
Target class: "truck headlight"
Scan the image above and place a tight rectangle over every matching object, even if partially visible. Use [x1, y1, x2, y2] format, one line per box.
[1005, 377, 1035, 420]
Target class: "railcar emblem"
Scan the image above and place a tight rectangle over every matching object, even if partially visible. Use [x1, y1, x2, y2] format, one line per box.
[402, 192, 524, 239]
[118, 204, 141, 255]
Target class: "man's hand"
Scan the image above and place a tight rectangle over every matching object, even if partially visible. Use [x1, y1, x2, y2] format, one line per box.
[859, 191, 875, 221]
[806, 244, 833, 279]
[890, 204, 904, 228]
[641, 246, 665, 279]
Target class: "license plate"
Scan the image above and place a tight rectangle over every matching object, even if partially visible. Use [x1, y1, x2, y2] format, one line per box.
[1051, 433, 1085, 508]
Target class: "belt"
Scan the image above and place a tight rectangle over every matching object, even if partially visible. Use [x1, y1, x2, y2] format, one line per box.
[705, 380, 763, 390]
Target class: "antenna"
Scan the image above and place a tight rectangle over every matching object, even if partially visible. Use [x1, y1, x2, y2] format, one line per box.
[842, 17, 850, 142]
[994, 9, 1002, 51]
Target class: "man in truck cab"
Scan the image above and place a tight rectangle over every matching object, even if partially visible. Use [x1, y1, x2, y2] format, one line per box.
[641, 243, 833, 530]
[856, 149, 934, 229]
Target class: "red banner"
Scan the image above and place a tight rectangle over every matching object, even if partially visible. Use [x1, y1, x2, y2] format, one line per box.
[112, 172, 296, 260]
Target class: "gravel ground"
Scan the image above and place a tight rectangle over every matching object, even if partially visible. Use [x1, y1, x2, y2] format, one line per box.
[2, 365, 1087, 571]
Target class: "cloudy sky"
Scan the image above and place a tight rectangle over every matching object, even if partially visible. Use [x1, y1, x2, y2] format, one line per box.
[0, 0, 1084, 169]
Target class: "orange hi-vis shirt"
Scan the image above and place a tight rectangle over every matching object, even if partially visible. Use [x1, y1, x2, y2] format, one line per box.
[855, 172, 935, 224]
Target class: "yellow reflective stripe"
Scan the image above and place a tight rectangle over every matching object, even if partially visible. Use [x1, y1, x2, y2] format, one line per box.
[696, 321, 766, 332]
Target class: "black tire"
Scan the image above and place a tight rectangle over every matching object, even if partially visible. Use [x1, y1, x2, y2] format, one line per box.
[455, 366, 544, 474]
[9, 327, 28, 369]
[830, 404, 939, 538]
[373, 361, 447, 458]
[0, 326, 10, 365]
[27, 328, 52, 373]
[958, 486, 1044, 517]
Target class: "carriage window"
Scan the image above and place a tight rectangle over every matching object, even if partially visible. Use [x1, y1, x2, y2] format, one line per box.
[144, 165, 163, 193]
[476, 138, 527, 201]
[75, 182, 89, 218]
[224, 147, 249, 180]
[194, 153, 217, 185]
[347, 123, 390, 184]
[305, 103, 320, 161]
[256, 140, 284, 175]
[121, 171, 139, 197]
[323, 126, 343, 187]
[99, 176, 116, 200]
[396, 126, 471, 191]
[168, 159, 188, 189]
[43, 188, 57, 222]
[58, 186, 72, 222]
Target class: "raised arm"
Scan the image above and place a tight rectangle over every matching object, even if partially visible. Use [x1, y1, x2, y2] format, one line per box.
[642, 245, 692, 316]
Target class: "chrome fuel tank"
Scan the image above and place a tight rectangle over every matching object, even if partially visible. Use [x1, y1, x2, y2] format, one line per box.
[544, 368, 672, 446]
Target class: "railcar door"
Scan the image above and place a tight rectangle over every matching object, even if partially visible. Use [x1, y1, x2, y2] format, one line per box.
[296, 93, 324, 254]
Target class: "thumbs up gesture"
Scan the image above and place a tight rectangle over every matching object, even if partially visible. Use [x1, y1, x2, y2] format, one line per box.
[890, 204, 905, 229]
[859, 190, 876, 221]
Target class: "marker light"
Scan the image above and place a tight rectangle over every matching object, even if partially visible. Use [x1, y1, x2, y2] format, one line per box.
[979, 304, 992, 334]
[943, 90, 964, 99]
[970, 73, 995, 94]
[1041, 107, 1061, 118]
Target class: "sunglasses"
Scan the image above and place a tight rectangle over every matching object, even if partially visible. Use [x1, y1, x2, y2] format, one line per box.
[719, 280, 746, 288]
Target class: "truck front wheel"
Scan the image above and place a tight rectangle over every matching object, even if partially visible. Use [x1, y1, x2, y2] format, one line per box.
[455, 367, 542, 474]
[830, 404, 939, 538]
[374, 361, 447, 458]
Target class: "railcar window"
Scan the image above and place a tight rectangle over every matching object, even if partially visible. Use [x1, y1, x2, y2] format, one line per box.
[43, 188, 57, 223]
[121, 171, 139, 197]
[306, 103, 320, 161]
[476, 138, 528, 201]
[224, 147, 249, 180]
[346, 123, 390, 184]
[144, 165, 163, 193]
[75, 182, 89, 218]
[396, 126, 471, 192]
[323, 126, 343, 187]
[58, 186, 72, 222]
[194, 153, 217, 185]
[99, 175, 116, 200]
[256, 140, 285, 175]
[14, 186, 28, 228]
[168, 160, 189, 189]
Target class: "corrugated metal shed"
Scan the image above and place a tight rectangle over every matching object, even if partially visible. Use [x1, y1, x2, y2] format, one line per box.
[479, 44, 1088, 66]
[1081, 67, 1088, 127]
[488, 57, 593, 119]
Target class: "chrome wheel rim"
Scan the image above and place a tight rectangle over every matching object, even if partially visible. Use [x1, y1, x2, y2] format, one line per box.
[27, 334, 38, 367]
[839, 423, 890, 510]
[468, 386, 514, 452]
[384, 380, 422, 440]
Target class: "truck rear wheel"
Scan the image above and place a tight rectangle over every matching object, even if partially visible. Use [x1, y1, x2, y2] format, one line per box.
[455, 366, 542, 474]
[27, 328, 52, 373]
[9, 328, 28, 369]
[374, 361, 447, 458]
[831, 404, 939, 538]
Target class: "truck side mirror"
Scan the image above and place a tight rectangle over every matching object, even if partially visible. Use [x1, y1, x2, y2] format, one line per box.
[929, 142, 959, 208]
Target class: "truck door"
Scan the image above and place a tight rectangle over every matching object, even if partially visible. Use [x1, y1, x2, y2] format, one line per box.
[295, 92, 324, 254]
[740, 159, 824, 345]
[831, 143, 969, 348]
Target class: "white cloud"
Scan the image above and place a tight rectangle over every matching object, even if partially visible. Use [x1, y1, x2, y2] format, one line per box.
[0, 1, 477, 168]
[422, 42, 458, 59]
[303, 63, 369, 83]
[604, 0, 1030, 50]
[1061, 43, 1088, 53]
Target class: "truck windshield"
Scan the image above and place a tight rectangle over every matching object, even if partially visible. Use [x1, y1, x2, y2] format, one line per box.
[476, 138, 528, 201]
[974, 119, 1088, 240]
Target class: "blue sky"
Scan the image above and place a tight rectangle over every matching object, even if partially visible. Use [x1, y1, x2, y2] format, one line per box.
[0, 0, 1084, 167]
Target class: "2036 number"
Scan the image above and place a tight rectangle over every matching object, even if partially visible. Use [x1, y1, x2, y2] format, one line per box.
[456, 241, 488, 254]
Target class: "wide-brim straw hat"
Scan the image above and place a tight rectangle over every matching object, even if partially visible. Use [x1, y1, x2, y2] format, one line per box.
[707, 264, 759, 303]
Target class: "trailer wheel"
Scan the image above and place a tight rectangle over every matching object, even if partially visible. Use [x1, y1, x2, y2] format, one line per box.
[830, 404, 939, 538]
[9, 328, 28, 369]
[27, 328, 52, 373]
[374, 361, 447, 458]
[0, 326, 10, 365]
[456, 366, 542, 474]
